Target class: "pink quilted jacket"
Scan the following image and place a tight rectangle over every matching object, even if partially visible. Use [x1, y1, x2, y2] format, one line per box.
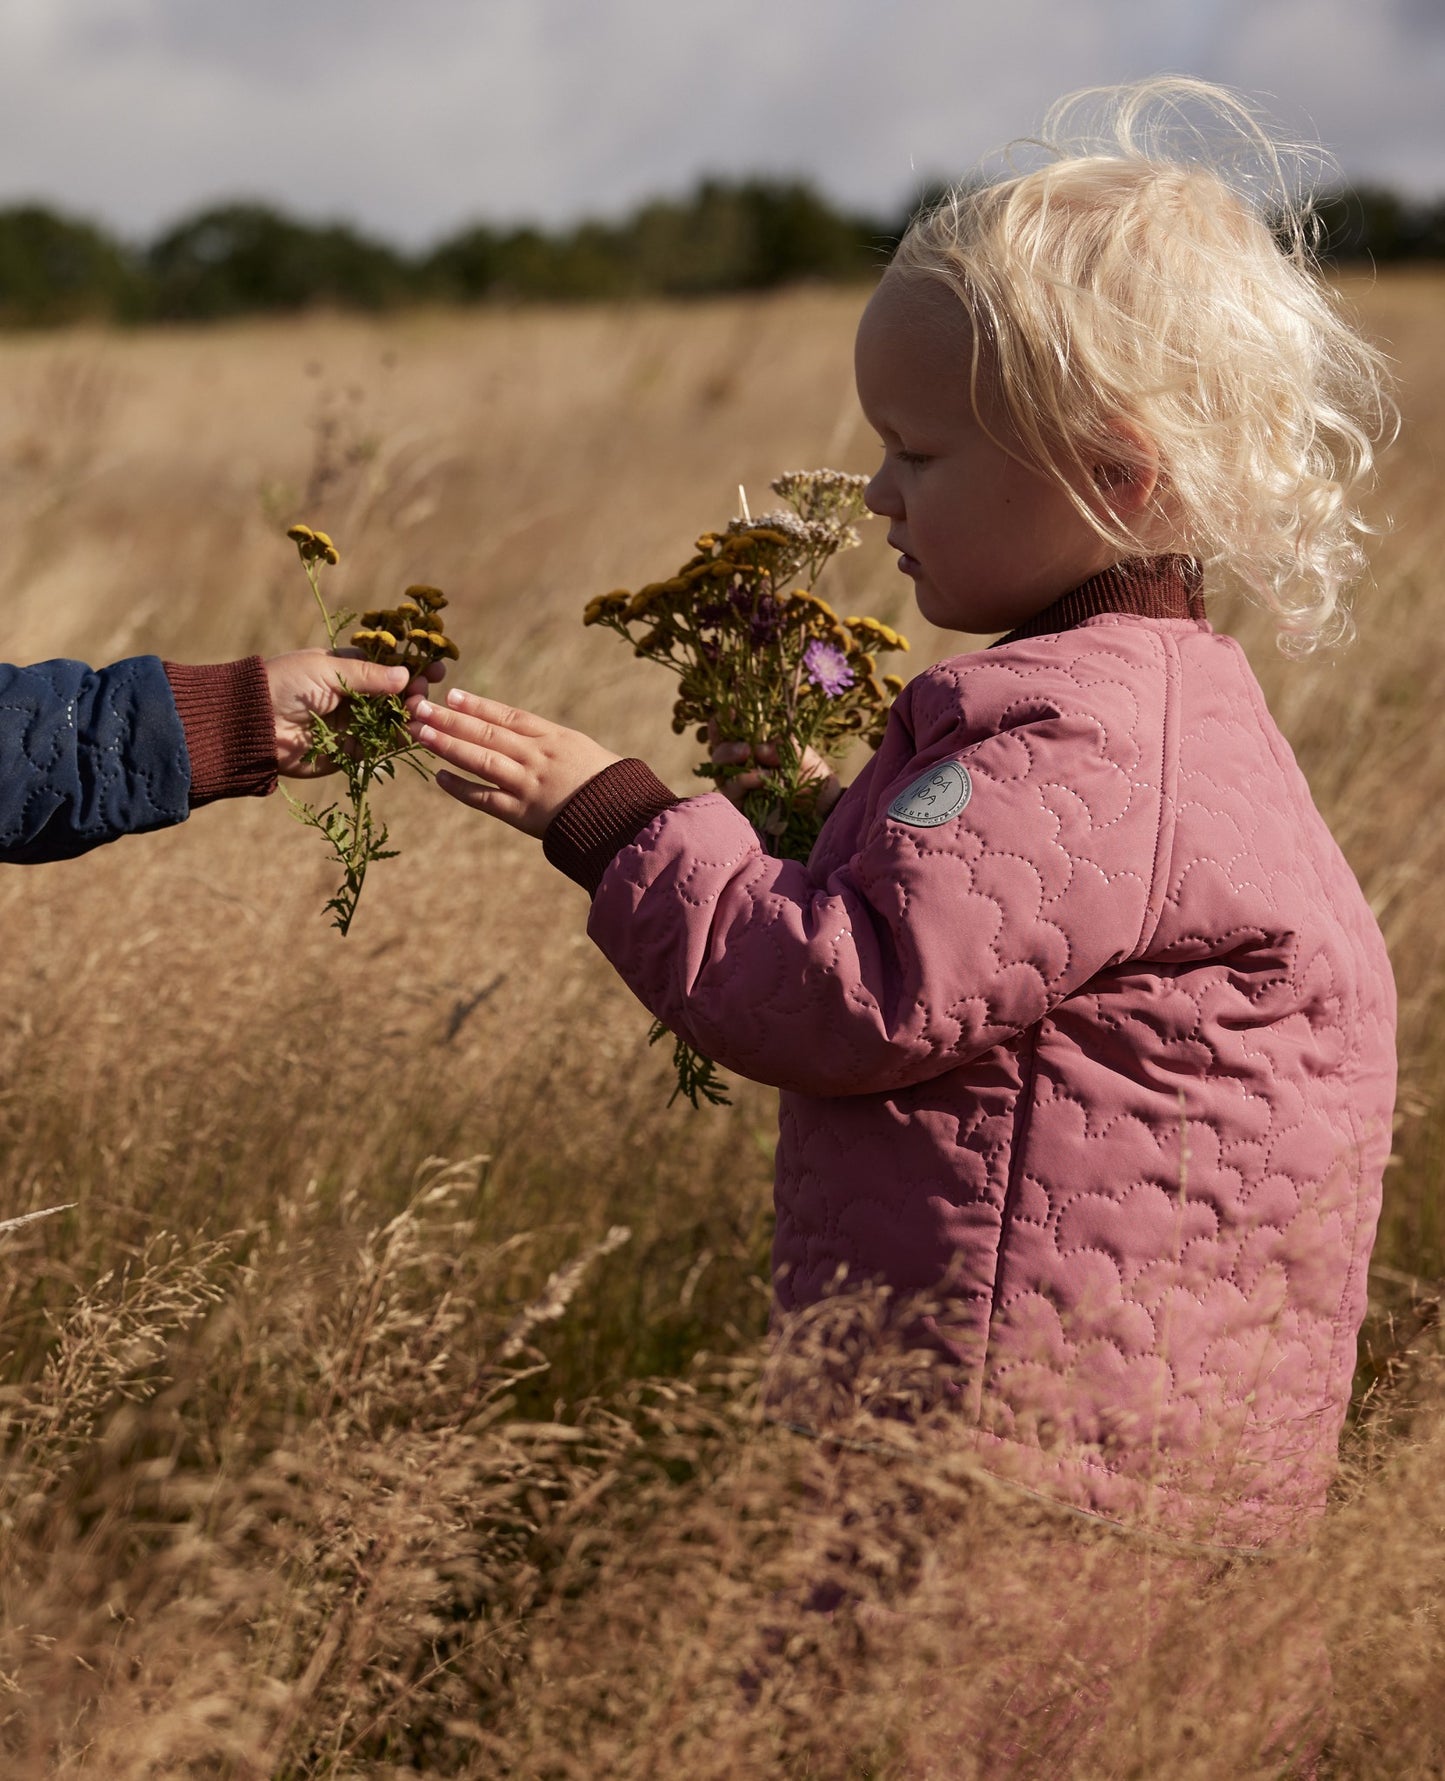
[567, 560, 1396, 1550]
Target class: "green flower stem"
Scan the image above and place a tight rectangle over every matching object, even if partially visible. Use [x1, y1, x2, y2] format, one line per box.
[287, 563, 420, 933]
[304, 558, 342, 648]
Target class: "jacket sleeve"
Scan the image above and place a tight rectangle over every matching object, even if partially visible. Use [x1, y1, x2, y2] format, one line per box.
[585, 695, 1169, 1098]
[0, 656, 193, 863]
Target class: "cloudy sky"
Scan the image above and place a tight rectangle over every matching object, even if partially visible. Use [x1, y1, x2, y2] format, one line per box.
[2, 0, 1442, 248]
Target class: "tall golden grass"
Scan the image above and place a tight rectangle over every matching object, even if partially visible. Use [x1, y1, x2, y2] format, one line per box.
[0, 274, 1441, 1776]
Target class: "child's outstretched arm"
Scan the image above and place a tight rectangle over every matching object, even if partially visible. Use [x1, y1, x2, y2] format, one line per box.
[407, 687, 621, 836]
[411, 646, 1176, 1103]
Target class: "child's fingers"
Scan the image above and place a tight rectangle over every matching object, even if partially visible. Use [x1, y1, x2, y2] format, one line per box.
[712, 738, 786, 762]
[433, 767, 526, 824]
[412, 715, 531, 797]
[728, 770, 765, 794]
[326, 658, 410, 699]
[441, 687, 549, 738]
[409, 696, 537, 767]
[710, 738, 787, 770]
[411, 696, 619, 838]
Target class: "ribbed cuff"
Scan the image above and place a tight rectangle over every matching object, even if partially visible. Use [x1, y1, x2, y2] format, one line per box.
[543, 758, 680, 895]
[163, 657, 278, 807]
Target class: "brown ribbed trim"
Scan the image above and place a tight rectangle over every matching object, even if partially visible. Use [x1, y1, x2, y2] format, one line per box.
[543, 757, 680, 895]
[163, 657, 278, 807]
[992, 555, 1205, 647]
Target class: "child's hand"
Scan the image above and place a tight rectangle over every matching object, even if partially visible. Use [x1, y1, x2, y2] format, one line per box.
[265, 649, 442, 778]
[408, 687, 621, 837]
[708, 724, 843, 816]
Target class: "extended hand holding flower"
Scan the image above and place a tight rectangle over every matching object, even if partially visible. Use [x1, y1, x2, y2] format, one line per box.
[278, 525, 463, 934]
[408, 687, 620, 838]
[265, 650, 445, 777]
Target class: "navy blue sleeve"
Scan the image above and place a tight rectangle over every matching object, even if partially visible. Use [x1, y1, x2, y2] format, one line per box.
[0, 656, 192, 863]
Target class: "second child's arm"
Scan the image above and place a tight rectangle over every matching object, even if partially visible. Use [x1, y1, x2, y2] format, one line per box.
[0, 651, 425, 864]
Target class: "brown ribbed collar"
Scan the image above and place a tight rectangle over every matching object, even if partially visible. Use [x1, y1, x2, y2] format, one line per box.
[991, 555, 1205, 647]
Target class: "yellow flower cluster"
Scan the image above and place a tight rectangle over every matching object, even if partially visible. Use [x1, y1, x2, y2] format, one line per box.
[351, 585, 461, 672]
[844, 615, 910, 654]
[583, 468, 909, 850]
[583, 469, 910, 1106]
[282, 523, 467, 938]
[287, 522, 340, 566]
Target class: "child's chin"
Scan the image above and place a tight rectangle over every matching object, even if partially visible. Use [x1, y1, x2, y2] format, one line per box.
[919, 580, 1033, 637]
[914, 585, 976, 634]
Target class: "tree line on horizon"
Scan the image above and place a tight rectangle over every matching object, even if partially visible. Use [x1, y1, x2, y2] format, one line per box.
[1, 177, 1442, 329]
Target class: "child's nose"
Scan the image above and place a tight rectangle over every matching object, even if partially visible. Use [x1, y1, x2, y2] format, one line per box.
[863, 461, 900, 518]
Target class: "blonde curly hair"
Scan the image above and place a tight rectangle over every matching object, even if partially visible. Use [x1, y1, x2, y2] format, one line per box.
[892, 77, 1397, 651]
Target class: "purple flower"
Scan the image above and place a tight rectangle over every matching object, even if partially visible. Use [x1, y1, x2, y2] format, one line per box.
[802, 638, 856, 697]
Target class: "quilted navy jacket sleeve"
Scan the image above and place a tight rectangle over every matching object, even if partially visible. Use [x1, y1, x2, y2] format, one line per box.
[0, 656, 192, 863]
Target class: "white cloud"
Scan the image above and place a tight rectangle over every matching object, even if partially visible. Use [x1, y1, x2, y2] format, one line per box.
[0, 0, 1440, 247]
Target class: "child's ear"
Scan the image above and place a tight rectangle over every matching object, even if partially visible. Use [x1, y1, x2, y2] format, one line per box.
[1090, 423, 1160, 524]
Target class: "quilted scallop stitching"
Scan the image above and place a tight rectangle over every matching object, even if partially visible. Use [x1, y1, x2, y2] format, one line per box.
[590, 616, 1394, 1543]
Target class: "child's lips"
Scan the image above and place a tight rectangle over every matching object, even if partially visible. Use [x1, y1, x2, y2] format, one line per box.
[888, 535, 920, 577]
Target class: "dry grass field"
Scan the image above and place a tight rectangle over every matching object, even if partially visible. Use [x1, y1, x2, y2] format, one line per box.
[0, 271, 1442, 1777]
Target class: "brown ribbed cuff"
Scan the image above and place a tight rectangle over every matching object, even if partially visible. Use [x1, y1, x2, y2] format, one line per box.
[543, 758, 680, 895]
[163, 657, 278, 807]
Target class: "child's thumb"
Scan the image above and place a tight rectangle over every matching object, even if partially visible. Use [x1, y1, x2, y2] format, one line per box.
[337, 659, 409, 695]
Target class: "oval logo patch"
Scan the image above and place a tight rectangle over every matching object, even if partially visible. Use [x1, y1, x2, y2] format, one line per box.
[888, 761, 972, 828]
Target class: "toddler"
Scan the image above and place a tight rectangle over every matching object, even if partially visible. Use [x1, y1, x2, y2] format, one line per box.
[410, 78, 1396, 1555]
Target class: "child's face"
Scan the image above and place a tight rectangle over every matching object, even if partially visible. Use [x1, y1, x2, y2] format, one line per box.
[855, 272, 1116, 635]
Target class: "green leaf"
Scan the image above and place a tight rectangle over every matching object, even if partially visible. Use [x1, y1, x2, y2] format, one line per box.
[647, 1020, 732, 1109]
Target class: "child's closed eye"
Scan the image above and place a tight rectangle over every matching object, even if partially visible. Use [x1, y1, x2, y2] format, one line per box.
[894, 449, 932, 467]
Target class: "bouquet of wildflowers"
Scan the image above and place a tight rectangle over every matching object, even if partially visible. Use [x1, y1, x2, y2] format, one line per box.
[584, 469, 909, 1104]
[284, 523, 460, 935]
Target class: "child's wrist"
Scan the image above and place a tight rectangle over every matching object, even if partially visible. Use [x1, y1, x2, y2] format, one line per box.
[542, 759, 679, 894]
